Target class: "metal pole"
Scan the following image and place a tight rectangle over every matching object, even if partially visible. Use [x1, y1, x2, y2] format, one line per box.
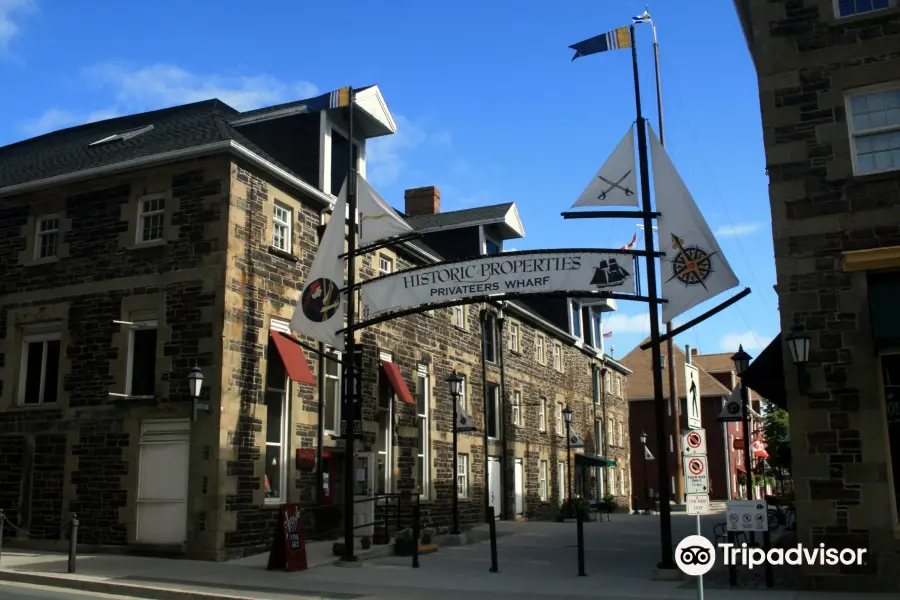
[412, 504, 420, 569]
[727, 531, 737, 586]
[68, 513, 78, 574]
[566, 420, 573, 500]
[630, 24, 675, 570]
[497, 312, 509, 520]
[316, 341, 326, 505]
[723, 397, 733, 500]
[741, 381, 755, 546]
[0, 509, 5, 565]
[487, 506, 498, 572]
[480, 309, 490, 522]
[696, 515, 704, 600]
[452, 394, 459, 535]
[576, 509, 586, 576]
[763, 529, 774, 587]
[341, 87, 359, 563]
[643, 447, 649, 512]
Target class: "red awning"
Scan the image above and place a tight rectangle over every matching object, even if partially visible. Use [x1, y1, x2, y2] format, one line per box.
[269, 330, 316, 385]
[381, 360, 416, 405]
[736, 464, 747, 474]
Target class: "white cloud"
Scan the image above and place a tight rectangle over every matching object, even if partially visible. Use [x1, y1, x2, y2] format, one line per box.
[603, 312, 651, 335]
[715, 222, 762, 238]
[503, 247, 518, 253]
[19, 107, 120, 137]
[719, 330, 771, 352]
[0, 0, 35, 53]
[366, 115, 429, 187]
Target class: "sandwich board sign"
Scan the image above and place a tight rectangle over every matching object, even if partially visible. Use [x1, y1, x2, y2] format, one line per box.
[682, 455, 709, 494]
[685, 362, 701, 429]
[682, 429, 706, 456]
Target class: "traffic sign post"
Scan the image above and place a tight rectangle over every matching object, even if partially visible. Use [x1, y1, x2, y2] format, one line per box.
[684, 363, 702, 429]
[686, 494, 710, 515]
[683, 455, 709, 494]
[682, 429, 707, 456]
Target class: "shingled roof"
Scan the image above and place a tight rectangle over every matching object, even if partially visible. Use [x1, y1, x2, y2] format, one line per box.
[618, 338, 731, 401]
[404, 202, 524, 239]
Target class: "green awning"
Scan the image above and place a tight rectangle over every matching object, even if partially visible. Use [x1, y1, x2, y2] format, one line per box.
[868, 273, 900, 350]
[575, 454, 616, 468]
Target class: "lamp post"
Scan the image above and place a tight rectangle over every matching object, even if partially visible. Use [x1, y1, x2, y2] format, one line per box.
[563, 404, 574, 501]
[640, 429, 648, 512]
[731, 345, 753, 501]
[446, 370, 465, 535]
[188, 366, 206, 421]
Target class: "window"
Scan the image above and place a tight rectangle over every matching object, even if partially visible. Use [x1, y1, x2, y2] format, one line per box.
[458, 374, 469, 413]
[126, 312, 157, 397]
[846, 84, 900, 175]
[539, 397, 547, 432]
[590, 311, 602, 348]
[618, 421, 624, 447]
[553, 344, 562, 371]
[483, 313, 497, 363]
[416, 364, 430, 497]
[835, 0, 894, 18]
[608, 419, 614, 446]
[539, 460, 549, 501]
[89, 124, 154, 146]
[620, 468, 626, 495]
[592, 368, 601, 404]
[265, 338, 289, 503]
[18, 331, 61, 405]
[457, 454, 468, 498]
[555, 402, 563, 436]
[35, 215, 59, 260]
[137, 195, 166, 243]
[377, 351, 393, 494]
[487, 384, 500, 439]
[510, 323, 520, 353]
[570, 300, 582, 338]
[324, 350, 342, 433]
[669, 434, 674, 453]
[451, 305, 465, 329]
[557, 461, 567, 502]
[485, 239, 501, 255]
[272, 203, 292, 252]
[379, 254, 393, 275]
[330, 128, 361, 196]
[536, 335, 545, 364]
[596, 419, 604, 453]
[613, 375, 620, 397]
[512, 390, 521, 426]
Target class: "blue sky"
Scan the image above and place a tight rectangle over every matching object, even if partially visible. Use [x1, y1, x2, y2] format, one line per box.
[0, 0, 777, 361]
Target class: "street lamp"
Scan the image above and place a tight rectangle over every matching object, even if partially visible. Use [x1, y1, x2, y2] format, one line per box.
[730, 345, 754, 503]
[189, 366, 207, 421]
[563, 404, 574, 501]
[786, 324, 811, 394]
[446, 370, 465, 535]
[639, 429, 648, 512]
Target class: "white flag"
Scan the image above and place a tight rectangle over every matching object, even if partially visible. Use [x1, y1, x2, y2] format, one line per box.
[290, 178, 347, 350]
[571, 126, 639, 208]
[650, 125, 739, 323]
[456, 402, 477, 432]
[569, 431, 585, 449]
[358, 175, 413, 247]
[644, 445, 655, 460]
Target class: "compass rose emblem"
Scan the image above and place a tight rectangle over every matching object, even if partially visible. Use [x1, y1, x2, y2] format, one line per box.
[667, 233, 716, 289]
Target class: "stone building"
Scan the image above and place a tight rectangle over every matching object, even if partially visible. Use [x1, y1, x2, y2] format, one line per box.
[0, 88, 630, 561]
[734, 0, 900, 590]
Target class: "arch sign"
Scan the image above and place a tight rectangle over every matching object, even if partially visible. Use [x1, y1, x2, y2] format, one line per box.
[360, 249, 635, 319]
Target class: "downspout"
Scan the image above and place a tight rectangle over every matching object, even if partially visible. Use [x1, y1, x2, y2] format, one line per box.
[480, 308, 490, 522]
[497, 304, 509, 520]
[316, 342, 326, 505]
[601, 366, 609, 495]
[591, 363, 599, 500]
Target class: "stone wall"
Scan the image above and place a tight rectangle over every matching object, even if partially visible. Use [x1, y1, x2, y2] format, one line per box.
[743, 0, 900, 590]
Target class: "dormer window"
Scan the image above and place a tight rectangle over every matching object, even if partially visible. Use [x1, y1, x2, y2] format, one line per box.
[569, 300, 583, 339]
[89, 124, 154, 147]
[485, 239, 501, 255]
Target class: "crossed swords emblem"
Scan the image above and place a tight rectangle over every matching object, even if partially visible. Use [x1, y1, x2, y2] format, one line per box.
[597, 170, 634, 200]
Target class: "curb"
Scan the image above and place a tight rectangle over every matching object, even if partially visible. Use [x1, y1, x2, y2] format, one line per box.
[0, 570, 332, 600]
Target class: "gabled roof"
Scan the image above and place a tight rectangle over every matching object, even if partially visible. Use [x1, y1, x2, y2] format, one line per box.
[404, 202, 525, 240]
[691, 352, 737, 375]
[618, 338, 731, 401]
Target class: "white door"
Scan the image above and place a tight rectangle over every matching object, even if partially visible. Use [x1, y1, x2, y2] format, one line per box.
[136, 419, 190, 544]
[353, 452, 375, 536]
[487, 457, 502, 519]
[514, 459, 524, 518]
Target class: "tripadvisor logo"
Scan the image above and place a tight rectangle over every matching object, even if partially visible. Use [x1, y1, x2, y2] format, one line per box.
[675, 535, 868, 577]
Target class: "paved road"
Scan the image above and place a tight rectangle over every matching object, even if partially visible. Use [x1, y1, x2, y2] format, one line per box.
[0, 581, 152, 599]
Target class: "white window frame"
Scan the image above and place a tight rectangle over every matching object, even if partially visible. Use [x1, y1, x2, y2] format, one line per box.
[596, 419, 604, 453]
[592, 368, 601, 404]
[18, 331, 62, 406]
[451, 305, 465, 329]
[272, 203, 292, 252]
[136, 194, 166, 244]
[553, 344, 562, 372]
[845, 82, 900, 176]
[264, 360, 290, 505]
[416, 364, 430, 498]
[833, 0, 897, 19]
[539, 397, 547, 432]
[608, 419, 614, 447]
[620, 468, 626, 495]
[124, 313, 158, 398]
[35, 214, 60, 260]
[557, 461, 567, 502]
[568, 299, 583, 339]
[377, 350, 394, 495]
[378, 254, 393, 276]
[458, 373, 469, 413]
[669, 434, 674, 453]
[324, 348, 342, 435]
[484, 313, 497, 364]
[539, 460, 548, 501]
[536, 335, 545, 365]
[618, 421, 624, 447]
[324, 120, 365, 195]
[457, 453, 468, 498]
[512, 390, 521, 426]
[510, 323, 520, 353]
[555, 402, 563, 436]
[487, 385, 501, 440]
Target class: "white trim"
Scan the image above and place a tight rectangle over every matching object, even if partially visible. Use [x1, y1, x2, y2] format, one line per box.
[272, 202, 292, 253]
[457, 453, 469, 498]
[229, 141, 332, 206]
[379, 350, 393, 362]
[844, 81, 900, 176]
[324, 118, 363, 196]
[35, 214, 60, 260]
[324, 349, 342, 436]
[354, 85, 398, 135]
[568, 299, 583, 340]
[18, 331, 62, 405]
[270, 318, 291, 334]
[125, 316, 158, 397]
[478, 225, 486, 255]
[539, 397, 547, 432]
[416, 363, 431, 498]
[136, 193, 167, 244]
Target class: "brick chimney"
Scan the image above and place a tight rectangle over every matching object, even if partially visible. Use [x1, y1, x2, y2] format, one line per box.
[404, 186, 441, 216]
[691, 348, 698, 356]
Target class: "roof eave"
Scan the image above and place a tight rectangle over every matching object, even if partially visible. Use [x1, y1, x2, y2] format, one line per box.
[353, 85, 397, 138]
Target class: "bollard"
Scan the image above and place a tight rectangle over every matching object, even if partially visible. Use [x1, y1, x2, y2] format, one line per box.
[763, 531, 773, 588]
[68, 513, 79, 574]
[487, 506, 498, 573]
[411, 505, 420, 569]
[0, 509, 5, 565]
[727, 531, 736, 587]
[576, 508, 586, 577]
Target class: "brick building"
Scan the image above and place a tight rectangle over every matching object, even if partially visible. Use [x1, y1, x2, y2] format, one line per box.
[733, 0, 900, 590]
[622, 343, 763, 505]
[0, 88, 631, 561]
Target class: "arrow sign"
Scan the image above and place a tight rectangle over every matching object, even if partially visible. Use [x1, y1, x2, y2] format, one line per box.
[682, 429, 707, 455]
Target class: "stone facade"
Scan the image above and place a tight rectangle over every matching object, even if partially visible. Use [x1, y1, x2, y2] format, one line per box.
[0, 151, 632, 560]
[735, 0, 900, 591]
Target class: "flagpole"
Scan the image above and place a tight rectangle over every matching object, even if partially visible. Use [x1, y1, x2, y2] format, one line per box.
[341, 86, 359, 564]
[646, 11, 685, 506]
[629, 24, 676, 573]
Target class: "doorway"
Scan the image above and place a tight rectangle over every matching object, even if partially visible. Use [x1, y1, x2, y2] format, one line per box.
[353, 452, 375, 537]
[136, 419, 190, 545]
[514, 458, 524, 519]
[487, 456, 502, 519]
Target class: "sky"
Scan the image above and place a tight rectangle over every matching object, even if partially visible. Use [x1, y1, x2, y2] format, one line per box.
[0, 0, 777, 362]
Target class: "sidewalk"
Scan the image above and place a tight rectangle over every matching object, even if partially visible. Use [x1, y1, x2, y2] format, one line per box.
[0, 517, 896, 600]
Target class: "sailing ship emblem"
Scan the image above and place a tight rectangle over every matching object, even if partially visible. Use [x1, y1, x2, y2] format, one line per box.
[667, 233, 717, 289]
[591, 258, 630, 288]
[597, 172, 634, 200]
